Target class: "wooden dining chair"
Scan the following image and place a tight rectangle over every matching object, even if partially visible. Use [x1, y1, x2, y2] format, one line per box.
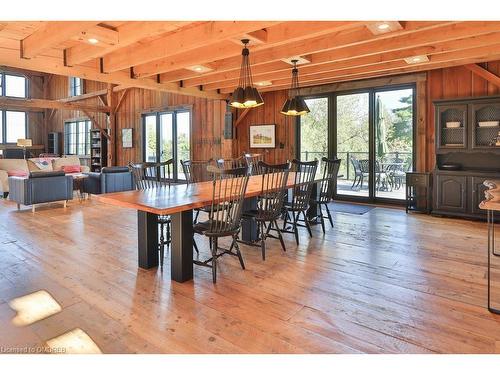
[181, 159, 214, 184]
[181, 159, 215, 224]
[193, 166, 249, 283]
[129, 159, 176, 268]
[243, 161, 290, 260]
[216, 156, 246, 169]
[314, 157, 341, 233]
[243, 153, 264, 175]
[281, 159, 318, 245]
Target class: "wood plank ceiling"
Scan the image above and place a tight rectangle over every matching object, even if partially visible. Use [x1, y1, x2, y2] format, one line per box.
[1, 21, 500, 99]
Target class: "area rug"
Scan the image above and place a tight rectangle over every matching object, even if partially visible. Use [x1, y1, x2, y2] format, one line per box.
[330, 202, 375, 215]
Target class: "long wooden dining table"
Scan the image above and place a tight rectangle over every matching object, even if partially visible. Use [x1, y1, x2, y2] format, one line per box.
[96, 173, 326, 283]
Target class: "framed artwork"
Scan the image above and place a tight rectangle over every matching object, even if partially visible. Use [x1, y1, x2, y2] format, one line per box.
[249, 124, 276, 149]
[122, 128, 133, 148]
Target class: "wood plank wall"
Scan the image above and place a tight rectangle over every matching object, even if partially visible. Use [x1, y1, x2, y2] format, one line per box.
[233, 90, 296, 163]
[235, 60, 500, 173]
[44, 75, 230, 166]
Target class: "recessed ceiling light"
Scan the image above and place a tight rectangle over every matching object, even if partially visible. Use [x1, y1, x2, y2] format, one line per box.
[186, 65, 213, 73]
[367, 21, 403, 35]
[88, 38, 99, 44]
[281, 56, 311, 66]
[404, 55, 430, 64]
[255, 81, 272, 87]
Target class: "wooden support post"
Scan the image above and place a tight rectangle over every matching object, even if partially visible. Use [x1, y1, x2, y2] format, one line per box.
[107, 83, 117, 166]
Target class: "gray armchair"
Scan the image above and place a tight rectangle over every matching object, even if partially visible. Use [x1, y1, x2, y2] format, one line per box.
[83, 166, 134, 195]
[8, 171, 73, 212]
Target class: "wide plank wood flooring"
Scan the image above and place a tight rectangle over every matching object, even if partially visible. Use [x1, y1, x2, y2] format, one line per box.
[1, 197, 500, 353]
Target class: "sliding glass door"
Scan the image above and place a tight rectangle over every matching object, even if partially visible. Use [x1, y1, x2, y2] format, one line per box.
[374, 88, 414, 200]
[297, 84, 415, 203]
[336, 92, 370, 198]
[299, 97, 329, 163]
[142, 110, 191, 181]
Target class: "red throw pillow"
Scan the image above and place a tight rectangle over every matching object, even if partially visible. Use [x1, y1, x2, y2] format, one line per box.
[7, 170, 28, 177]
[62, 165, 81, 174]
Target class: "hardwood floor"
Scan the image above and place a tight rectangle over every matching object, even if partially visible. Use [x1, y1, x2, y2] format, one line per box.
[1, 197, 500, 353]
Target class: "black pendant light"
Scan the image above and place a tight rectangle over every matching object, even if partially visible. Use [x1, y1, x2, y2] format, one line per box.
[281, 59, 310, 116]
[230, 39, 264, 109]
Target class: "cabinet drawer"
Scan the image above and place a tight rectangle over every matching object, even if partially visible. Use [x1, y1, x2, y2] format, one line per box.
[406, 174, 429, 186]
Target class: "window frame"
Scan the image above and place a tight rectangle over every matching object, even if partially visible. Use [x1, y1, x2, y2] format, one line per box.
[64, 119, 91, 155]
[0, 72, 29, 99]
[69, 77, 84, 97]
[0, 110, 28, 145]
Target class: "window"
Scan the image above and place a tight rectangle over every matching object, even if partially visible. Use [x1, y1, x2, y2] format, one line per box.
[0, 72, 29, 145]
[142, 109, 191, 181]
[65, 120, 91, 155]
[0, 72, 27, 98]
[69, 77, 83, 97]
[0, 110, 27, 144]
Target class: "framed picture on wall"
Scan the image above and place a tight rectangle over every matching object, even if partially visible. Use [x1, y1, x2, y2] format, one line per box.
[122, 128, 133, 148]
[249, 124, 276, 149]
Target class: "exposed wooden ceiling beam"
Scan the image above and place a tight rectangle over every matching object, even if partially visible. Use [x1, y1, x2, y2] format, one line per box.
[256, 50, 500, 93]
[58, 89, 109, 103]
[210, 21, 500, 91]
[205, 32, 500, 91]
[102, 21, 280, 73]
[465, 63, 500, 87]
[0, 47, 225, 100]
[132, 21, 362, 79]
[64, 21, 188, 66]
[172, 21, 449, 86]
[21, 21, 98, 59]
[0, 97, 111, 112]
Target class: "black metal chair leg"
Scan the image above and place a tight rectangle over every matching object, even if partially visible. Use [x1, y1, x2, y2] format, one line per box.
[194, 210, 200, 224]
[325, 204, 334, 228]
[351, 175, 358, 188]
[318, 204, 326, 234]
[274, 220, 287, 252]
[303, 211, 313, 237]
[193, 238, 199, 254]
[212, 237, 218, 284]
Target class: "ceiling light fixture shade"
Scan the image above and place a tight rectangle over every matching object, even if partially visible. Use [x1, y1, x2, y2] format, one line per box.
[281, 60, 310, 116]
[230, 39, 264, 109]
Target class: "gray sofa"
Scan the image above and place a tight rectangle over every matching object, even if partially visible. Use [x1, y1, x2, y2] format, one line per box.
[8, 171, 74, 212]
[83, 166, 134, 195]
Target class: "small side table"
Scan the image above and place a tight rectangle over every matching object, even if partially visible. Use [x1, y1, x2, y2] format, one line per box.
[406, 172, 432, 214]
[71, 174, 89, 202]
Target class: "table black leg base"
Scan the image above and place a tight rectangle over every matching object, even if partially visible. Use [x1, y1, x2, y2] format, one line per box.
[137, 210, 159, 269]
[170, 210, 194, 283]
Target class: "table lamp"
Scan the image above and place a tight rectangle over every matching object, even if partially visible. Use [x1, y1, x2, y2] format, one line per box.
[17, 139, 32, 160]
